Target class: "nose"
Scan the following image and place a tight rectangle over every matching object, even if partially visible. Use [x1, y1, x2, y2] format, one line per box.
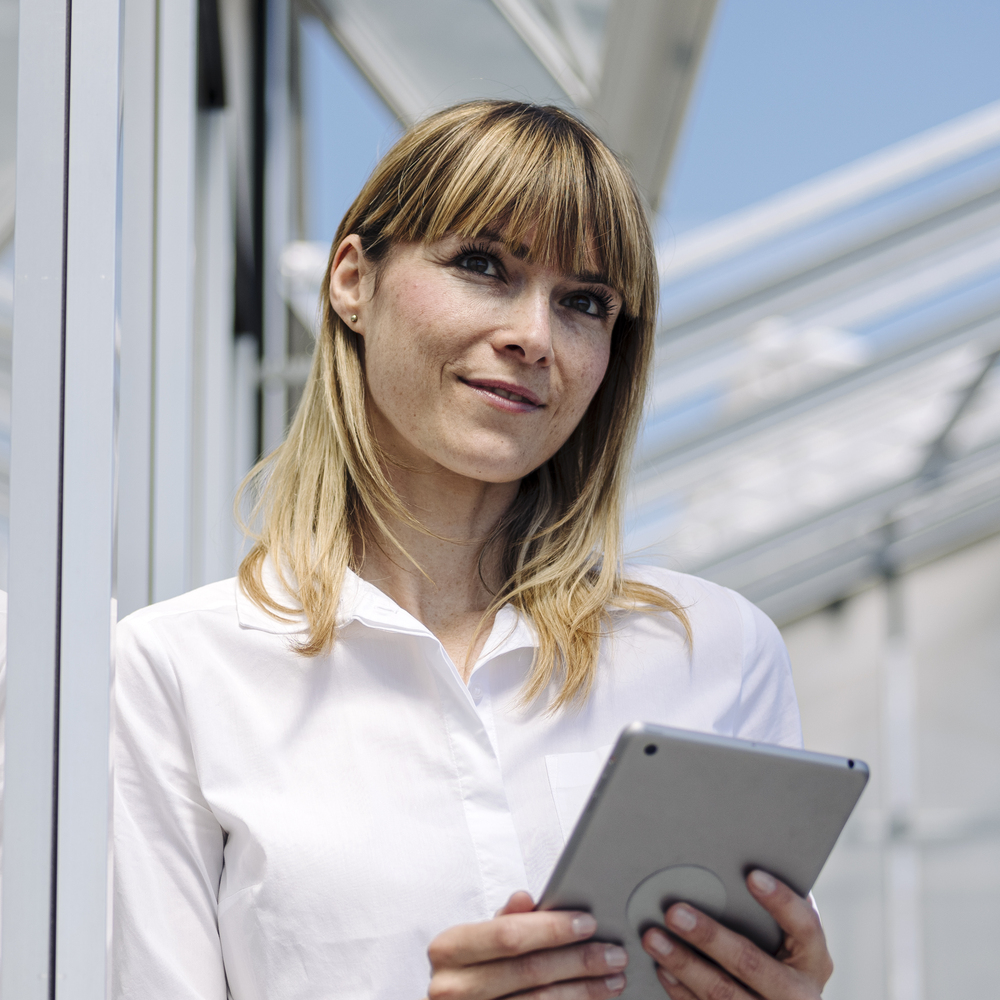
[498, 291, 553, 366]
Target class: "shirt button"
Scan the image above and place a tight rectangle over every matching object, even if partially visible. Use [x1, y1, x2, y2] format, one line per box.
[470, 684, 483, 702]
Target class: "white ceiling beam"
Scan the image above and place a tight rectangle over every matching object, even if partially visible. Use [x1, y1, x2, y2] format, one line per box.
[698, 439, 1000, 625]
[659, 98, 1000, 282]
[635, 305, 1000, 484]
[305, 0, 427, 123]
[311, 0, 716, 212]
[592, 0, 717, 210]
[488, 0, 592, 107]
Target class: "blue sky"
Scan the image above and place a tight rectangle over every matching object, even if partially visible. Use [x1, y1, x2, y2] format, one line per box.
[300, 1, 1000, 245]
[663, 0, 1000, 234]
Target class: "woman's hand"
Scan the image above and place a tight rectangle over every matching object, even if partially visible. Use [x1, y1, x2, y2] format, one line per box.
[641, 870, 833, 1000]
[426, 891, 628, 1000]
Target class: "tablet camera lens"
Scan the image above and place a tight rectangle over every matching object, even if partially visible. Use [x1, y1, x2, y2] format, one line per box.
[644, 744, 657, 756]
[847, 759, 855, 768]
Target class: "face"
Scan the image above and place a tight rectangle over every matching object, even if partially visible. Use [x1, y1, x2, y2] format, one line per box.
[331, 230, 621, 484]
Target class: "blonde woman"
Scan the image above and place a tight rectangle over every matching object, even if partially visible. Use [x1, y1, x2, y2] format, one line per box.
[114, 101, 832, 1000]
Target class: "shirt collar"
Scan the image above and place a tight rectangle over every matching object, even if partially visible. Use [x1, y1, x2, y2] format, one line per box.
[235, 559, 538, 657]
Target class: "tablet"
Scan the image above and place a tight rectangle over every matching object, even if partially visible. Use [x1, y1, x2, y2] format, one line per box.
[537, 723, 868, 998]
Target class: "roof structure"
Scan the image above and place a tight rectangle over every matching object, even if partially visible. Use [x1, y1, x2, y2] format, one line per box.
[632, 100, 1000, 623]
[301, 0, 717, 209]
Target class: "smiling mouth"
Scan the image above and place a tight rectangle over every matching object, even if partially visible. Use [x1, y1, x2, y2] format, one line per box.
[460, 378, 544, 408]
[486, 386, 530, 403]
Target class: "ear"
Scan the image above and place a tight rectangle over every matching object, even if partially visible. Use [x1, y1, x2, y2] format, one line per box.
[328, 234, 371, 334]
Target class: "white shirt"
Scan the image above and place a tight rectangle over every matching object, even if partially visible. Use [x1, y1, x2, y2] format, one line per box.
[112, 565, 801, 1000]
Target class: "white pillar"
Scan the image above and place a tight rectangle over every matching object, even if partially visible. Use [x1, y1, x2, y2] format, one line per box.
[2, 0, 123, 995]
[192, 110, 238, 587]
[118, 0, 158, 618]
[263, 0, 291, 454]
[55, 0, 123, 989]
[152, 0, 198, 602]
[2, 0, 70, 992]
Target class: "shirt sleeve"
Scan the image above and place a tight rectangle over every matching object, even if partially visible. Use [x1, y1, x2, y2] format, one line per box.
[112, 614, 229, 1000]
[728, 589, 803, 749]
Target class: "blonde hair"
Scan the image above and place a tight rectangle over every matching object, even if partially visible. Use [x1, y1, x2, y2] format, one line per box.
[239, 100, 688, 709]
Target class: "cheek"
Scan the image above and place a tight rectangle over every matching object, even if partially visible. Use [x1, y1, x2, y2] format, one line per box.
[364, 284, 442, 396]
[565, 340, 612, 416]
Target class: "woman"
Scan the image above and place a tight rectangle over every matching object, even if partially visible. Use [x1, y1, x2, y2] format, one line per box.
[114, 101, 832, 1000]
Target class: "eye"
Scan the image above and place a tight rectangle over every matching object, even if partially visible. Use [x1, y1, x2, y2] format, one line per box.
[562, 289, 614, 318]
[455, 244, 502, 277]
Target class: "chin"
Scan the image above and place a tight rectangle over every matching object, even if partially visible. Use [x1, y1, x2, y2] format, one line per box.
[445, 453, 539, 484]
[457, 463, 534, 484]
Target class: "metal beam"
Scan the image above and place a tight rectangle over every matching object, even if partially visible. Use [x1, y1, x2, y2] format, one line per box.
[262, 0, 291, 453]
[692, 439, 1000, 624]
[118, 0, 158, 617]
[658, 98, 1000, 281]
[489, 0, 591, 106]
[151, 0, 198, 602]
[637, 305, 1000, 481]
[3, 0, 123, 995]
[593, 0, 717, 209]
[657, 169, 1000, 362]
[54, 0, 122, 991]
[2, 0, 69, 992]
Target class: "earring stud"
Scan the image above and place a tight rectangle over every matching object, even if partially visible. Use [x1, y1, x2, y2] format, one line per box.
[350, 313, 358, 323]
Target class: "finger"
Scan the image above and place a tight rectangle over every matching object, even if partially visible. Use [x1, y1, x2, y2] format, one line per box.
[654, 900, 822, 1000]
[428, 910, 598, 968]
[643, 928, 757, 1000]
[430, 941, 628, 1000]
[496, 890, 536, 917]
[519, 973, 627, 999]
[745, 872, 831, 980]
[654, 965, 698, 1000]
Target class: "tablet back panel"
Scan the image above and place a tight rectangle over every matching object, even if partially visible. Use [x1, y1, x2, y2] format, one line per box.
[538, 723, 868, 999]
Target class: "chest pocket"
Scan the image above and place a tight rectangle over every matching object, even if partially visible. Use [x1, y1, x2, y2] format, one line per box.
[544, 744, 613, 841]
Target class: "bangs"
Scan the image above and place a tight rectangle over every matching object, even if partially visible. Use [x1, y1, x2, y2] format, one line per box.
[352, 103, 655, 320]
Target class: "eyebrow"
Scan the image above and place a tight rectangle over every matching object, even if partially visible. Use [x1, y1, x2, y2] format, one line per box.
[475, 230, 615, 289]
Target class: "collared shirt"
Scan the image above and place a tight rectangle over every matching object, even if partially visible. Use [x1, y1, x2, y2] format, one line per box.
[112, 565, 801, 1000]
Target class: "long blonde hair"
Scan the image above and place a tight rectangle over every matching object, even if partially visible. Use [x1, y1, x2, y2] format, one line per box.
[239, 100, 688, 709]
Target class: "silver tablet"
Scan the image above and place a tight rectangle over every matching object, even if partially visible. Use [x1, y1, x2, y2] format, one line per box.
[538, 723, 868, 998]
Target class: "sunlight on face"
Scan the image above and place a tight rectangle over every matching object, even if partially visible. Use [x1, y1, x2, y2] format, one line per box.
[357, 231, 622, 484]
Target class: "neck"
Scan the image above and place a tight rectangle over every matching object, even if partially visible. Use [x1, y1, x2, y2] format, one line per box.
[357, 458, 520, 679]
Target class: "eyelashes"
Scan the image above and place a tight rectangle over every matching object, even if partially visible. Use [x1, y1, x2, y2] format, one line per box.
[580, 286, 615, 317]
[455, 242, 502, 274]
[451, 241, 617, 319]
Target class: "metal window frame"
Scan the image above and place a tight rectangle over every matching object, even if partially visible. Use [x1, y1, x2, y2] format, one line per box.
[2, 0, 123, 996]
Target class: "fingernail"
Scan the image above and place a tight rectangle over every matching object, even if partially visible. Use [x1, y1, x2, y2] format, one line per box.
[659, 967, 678, 985]
[668, 906, 697, 932]
[750, 869, 777, 894]
[647, 930, 673, 957]
[604, 945, 628, 969]
[572, 913, 597, 938]
[604, 974, 626, 992]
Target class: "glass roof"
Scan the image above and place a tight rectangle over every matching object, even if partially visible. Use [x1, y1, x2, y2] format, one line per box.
[313, 0, 571, 120]
[313, 0, 716, 206]
[280, 12, 1000, 625]
[280, 105, 1000, 625]
[629, 101, 1000, 622]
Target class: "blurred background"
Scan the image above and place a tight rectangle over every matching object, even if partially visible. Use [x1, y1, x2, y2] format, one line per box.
[2, 1, 999, 997]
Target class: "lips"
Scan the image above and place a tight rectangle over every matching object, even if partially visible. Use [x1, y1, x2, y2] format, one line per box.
[460, 378, 544, 407]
